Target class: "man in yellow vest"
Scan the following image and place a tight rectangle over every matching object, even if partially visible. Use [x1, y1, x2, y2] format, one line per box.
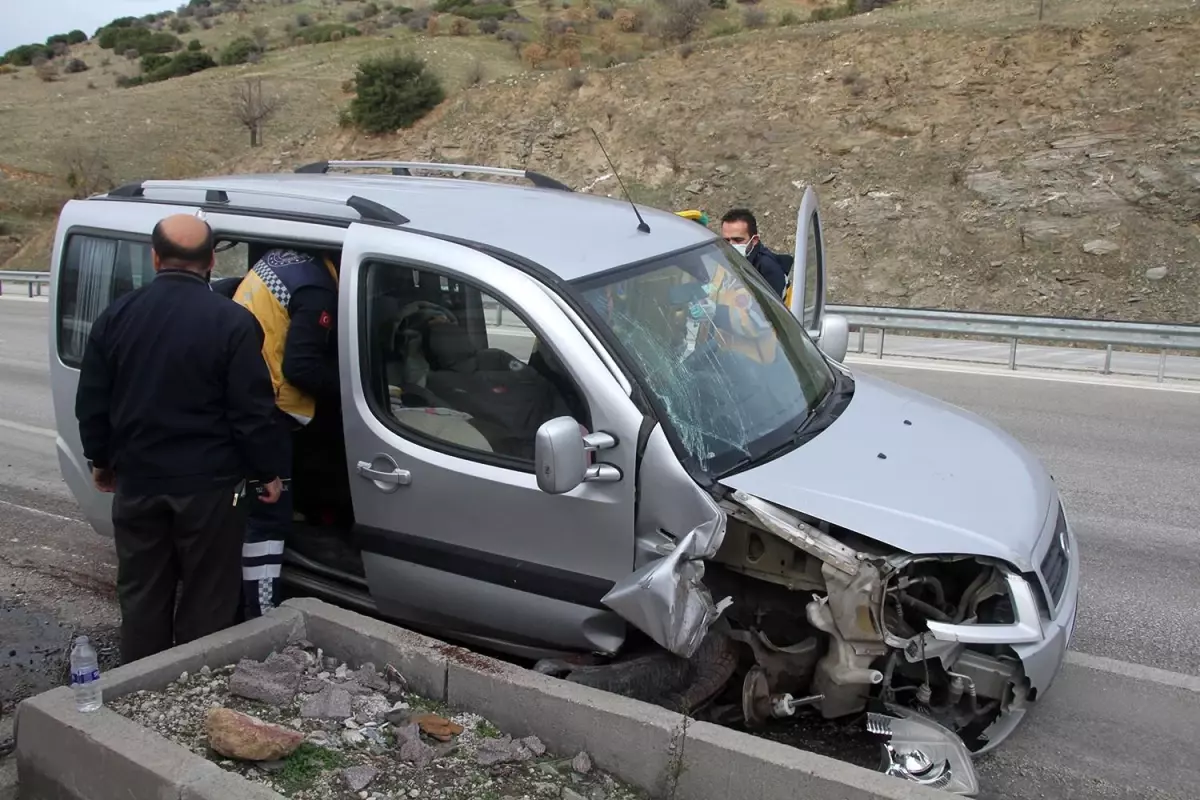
[232, 246, 340, 619]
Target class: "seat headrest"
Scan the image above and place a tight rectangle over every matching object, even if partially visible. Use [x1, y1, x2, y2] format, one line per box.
[427, 324, 477, 371]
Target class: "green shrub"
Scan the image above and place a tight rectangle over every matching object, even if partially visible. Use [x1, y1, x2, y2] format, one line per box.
[453, 4, 511, 20]
[99, 27, 183, 53]
[3, 44, 54, 66]
[810, 0, 856, 21]
[145, 50, 217, 82]
[294, 23, 361, 44]
[141, 53, 171, 72]
[188, 39, 204, 51]
[220, 36, 261, 65]
[46, 33, 71, 46]
[64, 58, 90, 73]
[348, 53, 445, 134]
[433, 0, 470, 11]
[116, 74, 144, 88]
[67, 29, 89, 44]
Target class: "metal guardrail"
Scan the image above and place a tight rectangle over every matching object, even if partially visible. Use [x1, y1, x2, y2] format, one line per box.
[828, 304, 1200, 382]
[0, 271, 50, 298]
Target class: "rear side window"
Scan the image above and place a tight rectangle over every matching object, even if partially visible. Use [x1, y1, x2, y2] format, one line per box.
[57, 234, 154, 367]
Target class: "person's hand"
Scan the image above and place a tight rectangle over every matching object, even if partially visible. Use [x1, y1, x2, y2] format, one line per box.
[689, 298, 715, 320]
[258, 477, 283, 504]
[92, 467, 116, 493]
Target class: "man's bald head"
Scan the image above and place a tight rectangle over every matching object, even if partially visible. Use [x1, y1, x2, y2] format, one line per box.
[151, 214, 215, 275]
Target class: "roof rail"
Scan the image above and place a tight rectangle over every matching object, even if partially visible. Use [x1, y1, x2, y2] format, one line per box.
[295, 160, 573, 193]
[97, 180, 410, 225]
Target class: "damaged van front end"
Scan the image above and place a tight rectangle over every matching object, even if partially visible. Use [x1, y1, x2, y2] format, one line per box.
[560, 376, 1080, 796]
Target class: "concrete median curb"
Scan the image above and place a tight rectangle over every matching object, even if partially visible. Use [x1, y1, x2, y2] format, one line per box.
[16, 599, 948, 800]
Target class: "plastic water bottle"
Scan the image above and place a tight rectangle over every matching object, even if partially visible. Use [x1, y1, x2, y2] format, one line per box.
[69, 636, 103, 712]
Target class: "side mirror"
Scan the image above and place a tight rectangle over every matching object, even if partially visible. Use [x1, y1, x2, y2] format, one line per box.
[535, 417, 621, 495]
[817, 313, 850, 363]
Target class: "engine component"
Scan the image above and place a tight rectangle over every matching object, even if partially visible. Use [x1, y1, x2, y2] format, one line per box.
[807, 595, 884, 718]
[740, 666, 823, 728]
[866, 705, 980, 796]
[728, 628, 820, 698]
[948, 649, 1021, 701]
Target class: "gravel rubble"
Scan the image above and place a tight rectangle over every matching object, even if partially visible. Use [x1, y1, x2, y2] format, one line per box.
[110, 641, 646, 800]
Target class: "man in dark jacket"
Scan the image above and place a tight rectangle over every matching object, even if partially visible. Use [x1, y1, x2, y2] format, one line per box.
[720, 208, 789, 298]
[75, 214, 286, 664]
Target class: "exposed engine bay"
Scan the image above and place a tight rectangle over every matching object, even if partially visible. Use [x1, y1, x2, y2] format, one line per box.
[537, 489, 1036, 795]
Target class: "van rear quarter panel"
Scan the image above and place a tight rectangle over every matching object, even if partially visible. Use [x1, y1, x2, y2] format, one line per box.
[49, 199, 199, 537]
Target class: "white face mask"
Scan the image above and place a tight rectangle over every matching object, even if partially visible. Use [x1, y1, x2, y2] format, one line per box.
[731, 243, 749, 257]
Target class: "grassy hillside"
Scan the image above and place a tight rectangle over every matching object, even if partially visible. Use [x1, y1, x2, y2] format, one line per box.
[2, 0, 1197, 321]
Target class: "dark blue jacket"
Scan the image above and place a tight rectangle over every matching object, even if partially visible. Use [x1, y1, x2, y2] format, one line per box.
[747, 244, 788, 298]
[75, 270, 286, 495]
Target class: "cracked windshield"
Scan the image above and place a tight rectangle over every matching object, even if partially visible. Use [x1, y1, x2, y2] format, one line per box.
[578, 241, 835, 477]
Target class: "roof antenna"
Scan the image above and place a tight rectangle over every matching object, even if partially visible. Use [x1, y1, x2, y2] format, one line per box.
[590, 127, 649, 234]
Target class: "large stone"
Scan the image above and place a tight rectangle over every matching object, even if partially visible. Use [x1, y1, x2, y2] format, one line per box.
[205, 708, 304, 762]
[399, 737, 435, 768]
[1083, 238, 1119, 256]
[300, 685, 353, 720]
[342, 765, 377, 792]
[354, 694, 393, 725]
[228, 656, 302, 707]
[354, 663, 390, 692]
[476, 735, 535, 766]
[1145, 266, 1169, 280]
[413, 713, 463, 742]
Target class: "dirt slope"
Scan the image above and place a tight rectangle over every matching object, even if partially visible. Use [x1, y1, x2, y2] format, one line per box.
[356, 3, 1200, 321]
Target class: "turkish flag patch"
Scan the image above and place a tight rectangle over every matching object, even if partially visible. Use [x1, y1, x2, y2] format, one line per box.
[318, 311, 333, 329]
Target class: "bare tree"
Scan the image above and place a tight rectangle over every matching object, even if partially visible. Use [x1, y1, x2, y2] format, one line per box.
[231, 78, 281, 147]
[59, 144, 114, 199]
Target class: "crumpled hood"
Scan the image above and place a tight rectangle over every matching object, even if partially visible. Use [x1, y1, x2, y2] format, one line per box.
[720, 372, 1056, 571]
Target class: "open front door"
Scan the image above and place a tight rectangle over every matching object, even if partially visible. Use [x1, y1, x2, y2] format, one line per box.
[786, 186, 848, 362]
[787, 185, 824, 332]
[338, 223, 641, 657]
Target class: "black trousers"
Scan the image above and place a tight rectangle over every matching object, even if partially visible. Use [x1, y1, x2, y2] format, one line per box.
[113, 484, 246, 664]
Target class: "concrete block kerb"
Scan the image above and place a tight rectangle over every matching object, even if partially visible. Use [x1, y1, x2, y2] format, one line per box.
[16, 598, 948, 800]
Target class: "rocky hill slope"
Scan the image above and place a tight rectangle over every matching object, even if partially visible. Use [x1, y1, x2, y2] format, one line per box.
[357, 2, 1200, 321]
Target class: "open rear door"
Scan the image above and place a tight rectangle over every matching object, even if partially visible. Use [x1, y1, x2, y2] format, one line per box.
[787, 185, 848, 362]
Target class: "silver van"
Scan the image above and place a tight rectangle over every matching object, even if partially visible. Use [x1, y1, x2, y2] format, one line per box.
[49, 162, 1079, 789]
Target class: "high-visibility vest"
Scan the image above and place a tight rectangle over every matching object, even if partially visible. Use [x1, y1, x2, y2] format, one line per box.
[232, 249, 339, 425]
[698, 264, 777, 364]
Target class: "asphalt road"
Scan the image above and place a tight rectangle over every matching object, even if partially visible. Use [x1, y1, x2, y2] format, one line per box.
[1, 298, 1198, 798]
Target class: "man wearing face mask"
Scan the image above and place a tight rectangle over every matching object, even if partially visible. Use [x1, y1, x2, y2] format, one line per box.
[720, 208, 788, 299]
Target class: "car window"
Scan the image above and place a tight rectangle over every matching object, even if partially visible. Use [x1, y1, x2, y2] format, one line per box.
[803, 211, 821, 329]
[57, 234, 154, 368]
[361, 261, 589, 466]
[212, 241, 250, 279]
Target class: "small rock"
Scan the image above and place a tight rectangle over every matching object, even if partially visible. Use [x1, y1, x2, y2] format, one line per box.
[589, 789, 608, 800]
[301, 686, 353, 720]
[522, 736, 547, 756]
[199, 665, 211, 677]
[335, 664, 350, 680]
[477, 735, 534, 766]
[1082, 238, 1119, 255]
[206, 708, 304, 762]
[413, 713, 464, 742]
[399, 736, 435, 768]
[179, 671, 189, 683]
[355, 694, 393, 725]
[306, 731, 330, 746]
[572, 751, 593, 775]
[260, 760, 287, 774]
[300, 678, 327, 694]
[342, 729, 366, 747]
[392, 722, 421, 745]
[562, 789, 587, 800]
[343, 765, 378, 792]
[229, 657, 302, 707]
[1145, 266, 1168, 280]
[355, 664, 390, 692]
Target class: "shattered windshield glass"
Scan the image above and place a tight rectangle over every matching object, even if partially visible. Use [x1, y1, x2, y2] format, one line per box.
[576, 241, 836, 478]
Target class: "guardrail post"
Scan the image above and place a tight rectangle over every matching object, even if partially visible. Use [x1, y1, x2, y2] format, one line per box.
[876, 328, 885, 359]
[1157, 351, 1167, 383]
[857, 327, 865, 354]
[28, 282, 34, 298]
[1102, 345, 1113, 375]
[1008, 338, 1018, 370]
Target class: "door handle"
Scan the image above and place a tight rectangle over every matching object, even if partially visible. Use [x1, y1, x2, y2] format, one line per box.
[356, 460, 412, 489]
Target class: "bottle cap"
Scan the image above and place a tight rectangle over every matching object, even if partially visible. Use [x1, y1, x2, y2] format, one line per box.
[74, 635, 89, 646]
